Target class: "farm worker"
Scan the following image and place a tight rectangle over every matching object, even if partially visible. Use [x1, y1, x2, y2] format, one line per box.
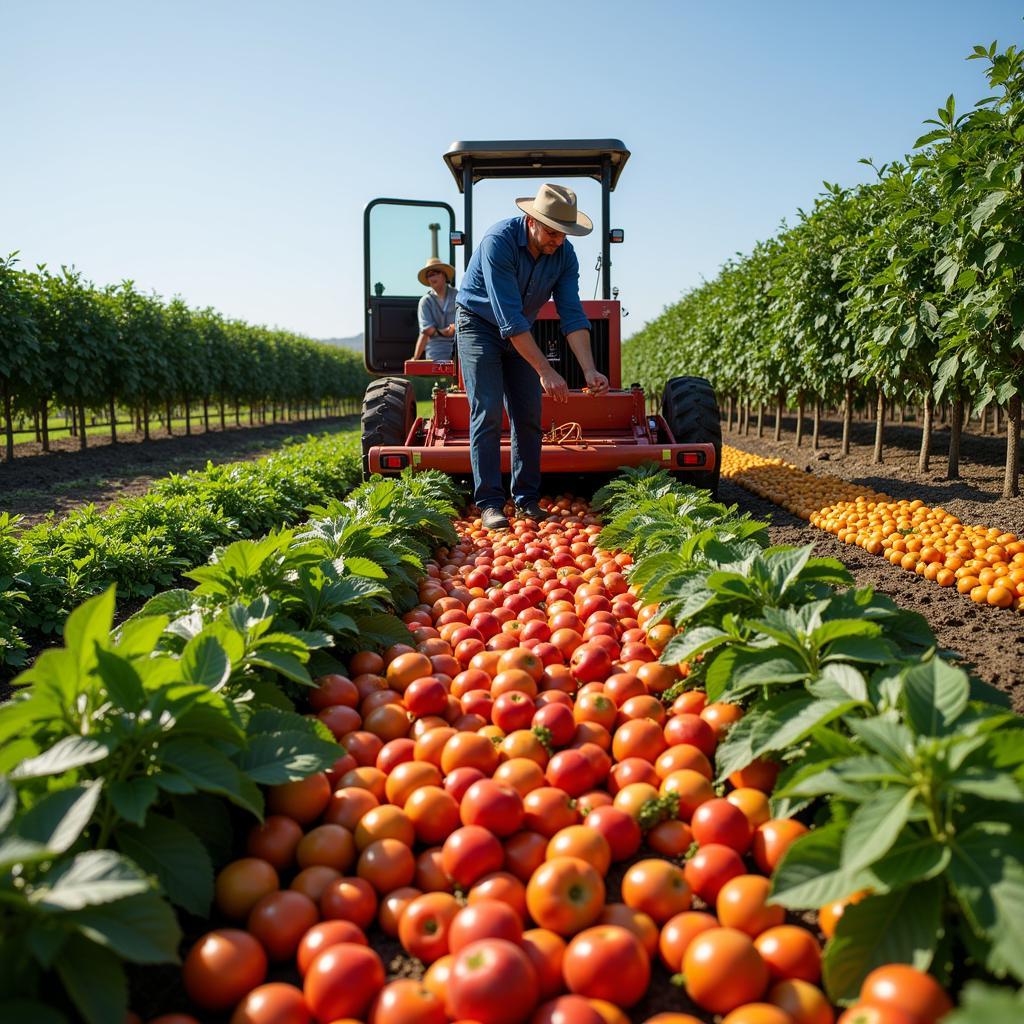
[412, 256, 457, 360]
[455, 183, 609, 530]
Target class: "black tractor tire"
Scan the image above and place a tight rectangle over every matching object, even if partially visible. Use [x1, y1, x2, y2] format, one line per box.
[661, 375, 723, 496]
[361, 377, 415, 478]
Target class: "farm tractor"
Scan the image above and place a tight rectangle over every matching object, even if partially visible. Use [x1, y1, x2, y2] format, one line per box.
[360, 139, 722, 495]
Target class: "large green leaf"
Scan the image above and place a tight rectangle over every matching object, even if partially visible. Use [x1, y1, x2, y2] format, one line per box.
[238, 729, 341, 785]
[822, 880, 943, 1002]
[660, 626, 730, 666]
[115, 814, 214, 917]
[180, 633, 231, 690]
[867, 825, 950, 889]
[33, 850, 151, 910]
[842, 785, 917, 872]
[160, 737, 262, 816]
[54, 932, 127, 1024]
[770, 824, 876, 909]
[901, 659, 969, 736]
[16, 782, 102, 856]
[11, 736, 110, 779]
[65, 891, 182, 964]
[948, 821, 1024, 981]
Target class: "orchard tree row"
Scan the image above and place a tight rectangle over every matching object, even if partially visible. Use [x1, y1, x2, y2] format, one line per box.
[0, 255, 371, 459]
[624, 42, 1024, 497]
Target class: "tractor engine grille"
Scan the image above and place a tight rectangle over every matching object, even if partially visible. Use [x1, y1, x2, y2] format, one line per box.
[533, 318, 610, 390]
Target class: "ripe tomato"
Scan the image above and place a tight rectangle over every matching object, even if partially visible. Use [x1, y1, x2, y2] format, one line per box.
[296, 823, 356, 873]
[658, 910, 718, 972]
[752, 819, 810, 874]
[836, 1005, 918, 1024]
[531, 994, 606, 1024]
[719, 1004, 793, 1024]
[370, 979, 447, 1024]
[547, 825, 612, 875]
[228, 983, 310, 1024]
[183, 929, 267, 1011]
[754, 926, 822, 983]
[296, 920, 368, 975]
[214, 857, 279, 921]
[399, 891, 460, 963]
[767, 978, 836, 1024]
[304, 943, 385, 1021]
[520, 927, 567, 1001]
[684, 843, 746, 903]
[246, 890, 318, 961]
[582, 805, 641, 861]
[596, 903, 659, 957]
[459, 779, 526, 836]
[442, 825, 505, 887]
[818, 889, 869, 940]
[504, 830, 549, 882]
[246, 815, 304, 870]
[691, 797, 753, 852]
[526, 856, 605, 936]
[716, 875, 786, 937]
[448, 898, 524, 952]
[266, 772, 332, 825]
[562, 925, 649, 1007]
[621, 858, 691, 924]
[447, 938, 541, 1024]
[857, 964, 953, 1023]
[357, 837, 416, 893]
[320, 875, 378, 928]
[683, 927, 770, 1014]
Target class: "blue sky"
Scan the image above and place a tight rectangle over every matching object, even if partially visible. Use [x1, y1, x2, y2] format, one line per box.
[3, 1, 1022, 341]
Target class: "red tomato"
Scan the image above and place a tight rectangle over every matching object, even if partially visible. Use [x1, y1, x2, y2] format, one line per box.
[214, 858, 279, 921]
[246, 890, 319, 961]
[459, 779, 526, 837]
[658, 910, 718, 972]
[691, 797, 753, 852]
[296, 919, 368, 975]
[531, 994, 606, 1024]
[683, 927, 770, 1014]
[246, 815, 304, 870]
[369, 979, 447, 1024]
[303, 943, 385, 1022]
[684, 843, 746, 903]
[582, 805, 642, 861]
[754, 925, 822, 983]
[620, 858, 691, 924]
[183, 929, 267, 1011]
[562, 925, 650, 1007]
[229, 982, 310, 1024]
[858, 964, 953, 1023]
[442, 825, 505, 888]
[521, 928, 568, 1001]
[448, 898, 524, 952]
[447, 938, 540, 1024]
[525, 856, 605, 936]
[399, 891, 461, 963]
[752, 819, 810, 874]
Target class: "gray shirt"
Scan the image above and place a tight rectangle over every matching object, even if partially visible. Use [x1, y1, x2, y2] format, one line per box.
[417, 285, 456, 359]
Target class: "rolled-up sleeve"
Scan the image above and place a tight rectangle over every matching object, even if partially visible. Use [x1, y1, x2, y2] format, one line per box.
[480, 233, 532, 337]
[551, 247, 590, 335]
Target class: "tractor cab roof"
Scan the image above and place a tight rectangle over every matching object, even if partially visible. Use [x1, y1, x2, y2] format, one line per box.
[443, 139, 630, 190]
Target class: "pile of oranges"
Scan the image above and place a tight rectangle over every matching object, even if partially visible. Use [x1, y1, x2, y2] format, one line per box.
[721, 446, 1024, 611]
[138, 501, 955, 1024]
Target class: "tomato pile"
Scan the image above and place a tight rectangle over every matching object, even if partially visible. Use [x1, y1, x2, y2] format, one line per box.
[150, 500, 953, 1024]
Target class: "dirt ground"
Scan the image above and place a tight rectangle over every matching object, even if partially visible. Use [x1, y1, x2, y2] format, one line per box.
[720, 415, 1024, 713]
[0, 415, 360, 528]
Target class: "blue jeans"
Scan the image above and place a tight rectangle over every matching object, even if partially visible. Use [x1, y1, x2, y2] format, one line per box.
[455, 305, 541, 511]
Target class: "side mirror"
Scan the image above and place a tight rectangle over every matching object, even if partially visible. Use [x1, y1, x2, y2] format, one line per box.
[450, 231, 465, 247]
[609, 229, 624, 244]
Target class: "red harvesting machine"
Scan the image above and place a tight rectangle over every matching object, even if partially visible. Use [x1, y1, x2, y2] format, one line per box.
[360, 140, 722, 493]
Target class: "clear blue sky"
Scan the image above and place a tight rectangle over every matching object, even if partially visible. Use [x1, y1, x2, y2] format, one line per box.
[3, 1, 1022, 341]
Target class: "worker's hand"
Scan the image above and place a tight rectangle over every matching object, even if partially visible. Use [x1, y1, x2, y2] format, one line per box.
[584, 369, 610, 396]
[445, 325, 456, 337]
[539, 366, 569, 403]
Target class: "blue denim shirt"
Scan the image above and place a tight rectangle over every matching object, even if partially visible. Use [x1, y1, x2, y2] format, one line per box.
[456, 216, 590, 338]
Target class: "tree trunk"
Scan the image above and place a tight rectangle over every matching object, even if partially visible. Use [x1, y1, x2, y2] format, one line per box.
[33, 409, 40, 443]
[142, 398, 150, 440]
[725, 396, 733, 432]
[979, 403, 988, 435]
[135, 408, 142, 432]
[842, 381, 853, 456]
[947, 395, 963, 480]
[108, 397, 117, 443]
[219, 398, 226, 430]
[248, 404, 254, 426]
[994, 403, 1001, 436]
[741, 398, 749, 435]
[165, 402, 173, 436]
[1004, 392, 1021, 499]
[40, 399, 50, 452]
[184, 398, 192, 436]
[918, 391, 933, 475]
[756, 402, 764, 438]
[78, 404, 87, 449]
[872, 390, 885, 464]
[795, 393, 805, 447]
[774, 392, 784, 442]
[2, 384, 13, 461]
[203, 397, 210, 432]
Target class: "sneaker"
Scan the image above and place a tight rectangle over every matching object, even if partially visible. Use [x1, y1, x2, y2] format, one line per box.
[480, 507, 510, 530]
[513, 501, 547, 521]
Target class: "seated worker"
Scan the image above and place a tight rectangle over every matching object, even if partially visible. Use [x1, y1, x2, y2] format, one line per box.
[412, 256, 457, 360]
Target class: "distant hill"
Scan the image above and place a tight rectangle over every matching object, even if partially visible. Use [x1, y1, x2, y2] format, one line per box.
[320, 333, 363, 352]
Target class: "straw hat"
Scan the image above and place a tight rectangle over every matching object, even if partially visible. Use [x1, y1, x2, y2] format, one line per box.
[515, 183, 593, 237]
[418, 256, 455, 286]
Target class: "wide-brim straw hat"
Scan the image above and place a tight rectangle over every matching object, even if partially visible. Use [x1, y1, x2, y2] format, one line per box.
[515, 183, 593, 237]
[418, 257, 456, 286]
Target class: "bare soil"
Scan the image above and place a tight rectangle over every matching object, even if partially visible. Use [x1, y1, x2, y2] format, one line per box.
[721, 415, 1024, 713]
[0, 415, 360, 528]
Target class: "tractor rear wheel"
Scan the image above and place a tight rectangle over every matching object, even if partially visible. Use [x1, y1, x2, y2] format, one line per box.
[361, 377, 415, 478]
[661, 376, 722, 496]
